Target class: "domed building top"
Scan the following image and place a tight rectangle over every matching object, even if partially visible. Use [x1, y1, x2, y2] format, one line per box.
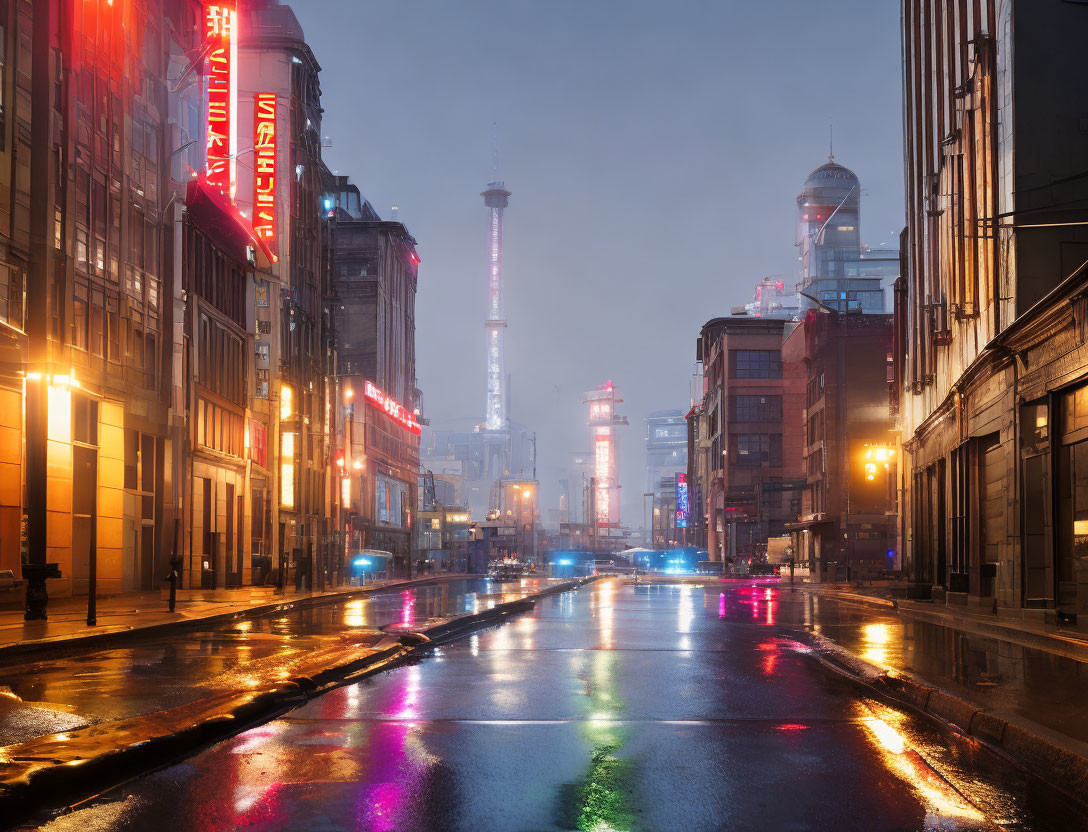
[803, 159, 860, 189]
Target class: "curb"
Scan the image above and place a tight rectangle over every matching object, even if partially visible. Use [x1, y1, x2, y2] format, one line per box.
[805, 631, 1088, 811]
[0, 575, 474, 663]
[0, 575, 597, 828]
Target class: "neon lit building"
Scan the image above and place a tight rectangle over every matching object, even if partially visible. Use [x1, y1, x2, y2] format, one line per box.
[584, 382, 628, 529]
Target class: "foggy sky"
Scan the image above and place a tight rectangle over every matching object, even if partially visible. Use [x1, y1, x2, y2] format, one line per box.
[292, 0, 905, 527]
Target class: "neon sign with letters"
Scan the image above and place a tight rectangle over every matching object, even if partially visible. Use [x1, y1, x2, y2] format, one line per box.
[204, 4, 237, 194]
[364, 381, 422, 435]
[253, 93, 277, 247]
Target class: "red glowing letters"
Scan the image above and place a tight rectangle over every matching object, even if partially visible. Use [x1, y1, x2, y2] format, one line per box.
[205, 4, 235, 193]
[364, 381, 422, 435]
[253, 93, 277, 246]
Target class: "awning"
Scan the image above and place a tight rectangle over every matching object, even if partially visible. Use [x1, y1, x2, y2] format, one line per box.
[185, 179, 277, 269]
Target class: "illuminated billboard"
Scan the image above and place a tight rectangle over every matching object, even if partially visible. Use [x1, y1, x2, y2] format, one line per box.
[676, 472, 690, 528]
[253, 93, 277, 247]
[204, 4, 237, 195]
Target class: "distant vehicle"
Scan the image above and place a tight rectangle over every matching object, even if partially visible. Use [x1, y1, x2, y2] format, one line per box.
[593, 559, 617, 573]
[487, 559, 525, 582]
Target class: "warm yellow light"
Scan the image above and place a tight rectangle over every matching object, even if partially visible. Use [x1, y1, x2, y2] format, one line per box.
[344, 387, 354, 400]
[281, 462, 295, 507]
[1036, 415, 1048, 428]
[864, 717, 904, 755]
[244, 422, 251, 450]
[341, 476, 351, 507]
[864, 448, 872, 460]
[353, 460, 362, 470]
[280, 384, 293, 420]
[47, 385, 71, 442]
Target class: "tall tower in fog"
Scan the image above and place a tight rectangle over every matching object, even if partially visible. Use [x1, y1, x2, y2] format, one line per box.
[482, 179, 511, 431]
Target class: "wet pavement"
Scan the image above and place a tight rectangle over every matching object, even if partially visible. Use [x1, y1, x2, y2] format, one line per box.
[0, 577, 534, 747]
[24, 579, 1088, 832]
[777, 584, 1088, 746]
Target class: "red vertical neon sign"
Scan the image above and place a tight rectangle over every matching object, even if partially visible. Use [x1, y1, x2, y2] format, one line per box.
[205, 4, 234, 193]
[253, 93, 277, 247]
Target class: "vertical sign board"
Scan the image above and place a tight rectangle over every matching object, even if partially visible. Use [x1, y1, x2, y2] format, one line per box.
[676, 472, 689, 528]
[204, 4, 236, 194]
[253, 93, 277, 249]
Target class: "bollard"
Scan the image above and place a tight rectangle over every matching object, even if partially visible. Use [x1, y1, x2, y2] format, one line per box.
[167, 555, 182, 613]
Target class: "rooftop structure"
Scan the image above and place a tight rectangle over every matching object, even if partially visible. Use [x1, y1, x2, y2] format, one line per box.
[797, 158, 885, 314]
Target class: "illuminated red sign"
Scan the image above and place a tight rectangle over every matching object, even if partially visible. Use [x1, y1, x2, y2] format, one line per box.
[253, 93, 277, 247]
[364, 381, 422, 435]
[204, 4, 235, 194]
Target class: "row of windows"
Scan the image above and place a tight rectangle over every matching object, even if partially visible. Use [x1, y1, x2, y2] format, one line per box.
[186, 224, 247, 327]
[732, 349, 782, 379]
[198, 313, 245, 406]
[732, 395, 781, 423]
[730, 433, 783, 466]
[196, 397, 245, 458]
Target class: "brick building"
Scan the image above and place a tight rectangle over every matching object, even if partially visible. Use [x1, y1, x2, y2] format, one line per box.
[783, 311, 896, 581]
[692, 317, 804, 564]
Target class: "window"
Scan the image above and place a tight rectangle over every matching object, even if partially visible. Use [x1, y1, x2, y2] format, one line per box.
[732, 350, 781, 379]
[733, 395, 781, 422]
[256, 342, 269, 363]
[72, 396, 98, 445]
[0, 264, 23, 329]
[731, 433, 782, 466]
[72, 283, 88, 349]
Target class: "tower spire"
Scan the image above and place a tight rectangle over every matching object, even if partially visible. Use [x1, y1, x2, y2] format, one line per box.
[482, 144, 511, 432]
[829, 124, 834, 163]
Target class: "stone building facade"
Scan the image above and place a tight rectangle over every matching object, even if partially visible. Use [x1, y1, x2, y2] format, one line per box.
[898, 0, 1088, 622]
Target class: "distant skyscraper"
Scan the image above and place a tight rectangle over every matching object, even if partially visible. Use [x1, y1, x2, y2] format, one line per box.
[482, 180, 511, 431]
[645, 410, 688, 495]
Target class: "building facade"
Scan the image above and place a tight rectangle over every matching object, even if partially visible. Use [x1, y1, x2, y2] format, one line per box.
[5, 1, 419, 615]
[237, 0, 333, 590]
[784, 311, 896, 581]
[326, 174, 421, 577]
[9, 0, 212, 606]
[898, 0, 1088, 622]
[693, 317, 804, 563]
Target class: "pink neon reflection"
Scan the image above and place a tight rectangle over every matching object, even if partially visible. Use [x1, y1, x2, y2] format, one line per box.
[718, 592, 726, 619]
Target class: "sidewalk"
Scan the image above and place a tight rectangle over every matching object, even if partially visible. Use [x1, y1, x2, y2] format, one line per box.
[792, 579, 1088, 662]
[0, 574, 470, 659]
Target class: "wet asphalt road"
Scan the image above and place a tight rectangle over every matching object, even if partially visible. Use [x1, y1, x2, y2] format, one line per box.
[26, 579, 1087, 832]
